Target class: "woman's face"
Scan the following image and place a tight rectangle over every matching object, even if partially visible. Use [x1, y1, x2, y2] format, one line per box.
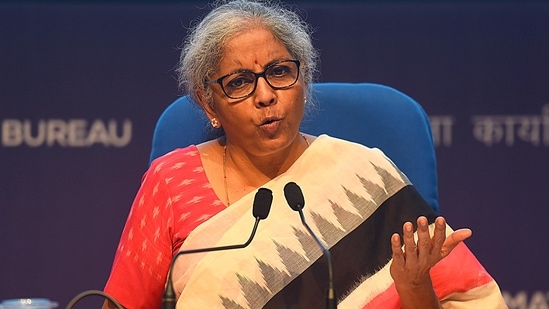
[202, 27, 306, 157]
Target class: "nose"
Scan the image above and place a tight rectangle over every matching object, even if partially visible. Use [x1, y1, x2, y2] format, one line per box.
[254, 76, 276, 107]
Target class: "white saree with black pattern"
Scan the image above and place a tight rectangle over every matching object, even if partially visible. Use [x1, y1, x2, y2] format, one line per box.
[172, 135, 506, 309]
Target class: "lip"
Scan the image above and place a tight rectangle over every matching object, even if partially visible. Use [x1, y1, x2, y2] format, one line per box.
[258, 116, 282, 134]
[259, 116, 281, 126]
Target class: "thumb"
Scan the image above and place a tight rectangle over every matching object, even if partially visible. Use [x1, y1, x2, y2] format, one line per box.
[441, 228, 472, 258]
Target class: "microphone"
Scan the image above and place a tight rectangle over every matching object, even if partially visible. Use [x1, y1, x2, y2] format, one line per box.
[162, 187, 273, 309]
[283, 182, 336, 309]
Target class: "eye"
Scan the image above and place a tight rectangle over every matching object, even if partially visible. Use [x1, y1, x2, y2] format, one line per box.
[268, 64, 292, 77]
[224, 73, 255, 90]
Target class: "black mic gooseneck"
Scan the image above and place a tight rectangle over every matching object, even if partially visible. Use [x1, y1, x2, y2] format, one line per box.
[283, 182, 337, 309]
[162, 187, 273, 309]
[65, 290, 124, 309]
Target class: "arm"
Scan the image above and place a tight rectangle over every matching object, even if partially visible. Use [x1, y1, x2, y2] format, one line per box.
[390, 216, 472, 309]
[102, 147, 227, 308]
[102, 167, 176, 309]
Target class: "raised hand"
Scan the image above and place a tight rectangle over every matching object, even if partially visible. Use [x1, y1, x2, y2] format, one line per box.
[389, 216, 472, 308]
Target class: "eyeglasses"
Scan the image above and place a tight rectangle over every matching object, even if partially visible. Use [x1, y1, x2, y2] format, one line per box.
[206, 59, 301, 100]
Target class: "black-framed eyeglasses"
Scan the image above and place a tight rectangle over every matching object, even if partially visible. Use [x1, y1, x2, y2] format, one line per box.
[206, 59, 301, 100]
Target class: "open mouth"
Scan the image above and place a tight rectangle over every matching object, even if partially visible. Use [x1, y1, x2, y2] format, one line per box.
[259, 117, 282, 134]
[260, 117, 280, 126]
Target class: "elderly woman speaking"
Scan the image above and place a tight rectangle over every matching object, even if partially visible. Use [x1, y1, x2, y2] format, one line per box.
[102, 1, 506, 308]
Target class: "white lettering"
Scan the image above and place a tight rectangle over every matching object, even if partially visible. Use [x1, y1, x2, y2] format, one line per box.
[516, 116, 541, 146]
[429, 116, 454, 147]
[504, 291, 529, 309]
[529, 291, 549, 309]
[68, 119, 88, 147]
[503, 290, 549, 309]
[0, 119, 132, 148]
[2, 119, 22, 146]
[543, 104, 549, 146]
[47, 119, 67, 147]
[24, 120, 46, 147]
[87, 119, 111, 146]
[109, 120, 132, 147]
[472, 104, 549, 147]
[471, 116, 507, 146]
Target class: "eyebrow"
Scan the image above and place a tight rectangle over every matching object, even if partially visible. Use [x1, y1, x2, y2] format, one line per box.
[224, 59, 286, 76]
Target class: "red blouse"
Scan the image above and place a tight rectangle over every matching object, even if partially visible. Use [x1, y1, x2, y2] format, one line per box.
[104, 146, 226, 309]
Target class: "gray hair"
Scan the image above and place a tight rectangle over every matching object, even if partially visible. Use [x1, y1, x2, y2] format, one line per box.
[176, 0, 319, 109]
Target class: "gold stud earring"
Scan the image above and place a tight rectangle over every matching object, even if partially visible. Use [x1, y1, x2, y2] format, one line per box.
[210, 118, 220, 128]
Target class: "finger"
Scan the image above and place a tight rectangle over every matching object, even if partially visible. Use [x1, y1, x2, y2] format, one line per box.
[441, 228, 473, 258]
[390, 233, 405, 279]
[391, 233, 405, 264]
[402, 221, 417, 262]
[416, 216, 433, 258]
[431, 217, 447, 254]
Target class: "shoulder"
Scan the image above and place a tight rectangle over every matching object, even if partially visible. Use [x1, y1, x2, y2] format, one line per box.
[315, 134, 408, 181]
[138, 145, 206, 192]
[148, 145, 202, 174]
[316, 134, 389, 160]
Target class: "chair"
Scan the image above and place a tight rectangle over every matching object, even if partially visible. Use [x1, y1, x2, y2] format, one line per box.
[149, 82, 439, 213]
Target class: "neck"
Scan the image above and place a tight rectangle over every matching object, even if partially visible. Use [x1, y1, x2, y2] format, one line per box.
[222, 133, 310, 205]
[232, 134, 308, 175]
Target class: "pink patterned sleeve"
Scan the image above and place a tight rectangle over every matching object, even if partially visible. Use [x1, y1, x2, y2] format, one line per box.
[104, 147, 226, 309]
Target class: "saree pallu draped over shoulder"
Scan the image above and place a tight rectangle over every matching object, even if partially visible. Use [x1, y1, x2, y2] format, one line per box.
[172, 135, 506, 309]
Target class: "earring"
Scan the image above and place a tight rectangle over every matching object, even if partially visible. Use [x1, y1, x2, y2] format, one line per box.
[210, 118, 220, 128]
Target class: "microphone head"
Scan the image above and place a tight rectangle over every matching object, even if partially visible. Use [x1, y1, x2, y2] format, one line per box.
[283, 182, 305, 211]
[252, 188, 273, 220]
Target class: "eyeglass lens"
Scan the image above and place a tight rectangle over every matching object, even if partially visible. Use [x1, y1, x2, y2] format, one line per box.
[221, 60, 299, 99]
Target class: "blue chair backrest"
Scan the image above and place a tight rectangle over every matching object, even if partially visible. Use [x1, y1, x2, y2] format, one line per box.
[149, 82, 439, 213]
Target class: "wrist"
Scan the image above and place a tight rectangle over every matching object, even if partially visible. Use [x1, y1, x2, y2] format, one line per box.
[394, 277, 441, 309]
[395, 275, 433, 288]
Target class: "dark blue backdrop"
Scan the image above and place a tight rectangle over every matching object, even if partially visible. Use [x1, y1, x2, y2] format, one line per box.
[1, 1, 548, 308]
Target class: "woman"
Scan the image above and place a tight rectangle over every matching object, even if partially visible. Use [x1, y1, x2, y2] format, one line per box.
[103, 1, 506, 308]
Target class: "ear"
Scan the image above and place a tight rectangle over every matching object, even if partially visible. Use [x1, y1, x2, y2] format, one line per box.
[195, 88, 217, 120]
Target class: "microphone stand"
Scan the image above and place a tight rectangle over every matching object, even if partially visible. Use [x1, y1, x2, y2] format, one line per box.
[162, 187, 272, 309]
[65, 290, 124, 309]
[296, 206, 337, 309]
[284, 181, 337, 309]
[162, 217, 262, 309]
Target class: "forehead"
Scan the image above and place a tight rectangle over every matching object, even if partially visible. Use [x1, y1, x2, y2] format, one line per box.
[219, 28, 292, 70]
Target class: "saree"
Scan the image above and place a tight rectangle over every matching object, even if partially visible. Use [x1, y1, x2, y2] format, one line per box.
[172, 135, 505, 308]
